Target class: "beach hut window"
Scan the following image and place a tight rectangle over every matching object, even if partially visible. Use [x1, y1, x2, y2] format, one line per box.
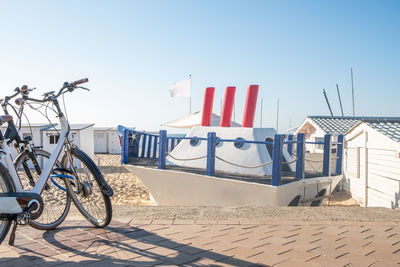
[265, 137, 274, 158]
[234, 137, 245, 148]
[190, 138, 199, 146]
[49, 134, 60, 144]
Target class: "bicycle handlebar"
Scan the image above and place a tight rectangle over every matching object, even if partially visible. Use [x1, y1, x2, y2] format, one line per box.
[71, 78, 89, 88]
[23, 78, 90, 104]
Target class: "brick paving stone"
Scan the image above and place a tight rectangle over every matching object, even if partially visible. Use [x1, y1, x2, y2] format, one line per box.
[159, 251, 201, 265]
[217, 219, 240, 225]
[129, 219, 152, 225]
[173, 219, 196, 225]
[151, 219, 174, 225]
[195, 219, 218, 225]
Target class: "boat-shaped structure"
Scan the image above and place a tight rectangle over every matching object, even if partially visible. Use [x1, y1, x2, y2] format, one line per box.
[121, 85, 344, 206]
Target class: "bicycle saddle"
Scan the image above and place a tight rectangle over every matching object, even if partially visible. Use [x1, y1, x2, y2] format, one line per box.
[42, 91, 55, 97]
[0, 115, 12, 126]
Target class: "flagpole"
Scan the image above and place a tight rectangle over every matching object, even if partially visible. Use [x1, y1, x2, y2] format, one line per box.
[189, 74, 192, 114]
[260, 98, 263, 127]
[276, 97, 280, 132]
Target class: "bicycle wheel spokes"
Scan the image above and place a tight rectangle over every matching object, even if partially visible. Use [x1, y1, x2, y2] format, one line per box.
[64, 149, 112, 227]
[15, 150, 71, 230]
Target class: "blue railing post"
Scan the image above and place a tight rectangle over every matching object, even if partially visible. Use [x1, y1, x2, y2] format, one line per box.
[140, 134, 147, 158]
[206, 132, 216, 176]
[146, 136, 152, 158]
[272, 134, 283, 186]
[133, 132, 140, 157]
[287, 134, 293, 156]
[171, 138, 175, 151]
[152, 136, 158, 158]
[121, 129, 130, 164]
[323, 134, 332, 176]
[158, 130, 167, 169]
[336, 134, 344, 174]
[295, 133, 305, 180]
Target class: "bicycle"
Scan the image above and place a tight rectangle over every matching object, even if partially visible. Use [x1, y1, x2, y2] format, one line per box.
[0, 79, 113, 245]
[1, 86, 71, 230]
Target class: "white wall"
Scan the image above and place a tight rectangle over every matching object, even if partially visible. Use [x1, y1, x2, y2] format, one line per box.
[108, 129, 121, 154]
[80, 126, 95, 159]
[344, 123, 400, 209]
[94, 130, 108, 153]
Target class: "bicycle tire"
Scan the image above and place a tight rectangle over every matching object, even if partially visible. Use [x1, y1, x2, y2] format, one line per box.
[14, 149, 71, 230]
[62, 148, 112, 228]
[0, 163, 15, 244]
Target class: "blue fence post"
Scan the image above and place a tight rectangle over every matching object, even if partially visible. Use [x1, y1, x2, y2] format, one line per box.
[140, 134, 147, 158]
[152, 136, 158, 158]
[272, 134, 283, 186]
[206, 132, 216, 176]
[121, 129, 129, 164]
[146, 136, 152, 158]
[323, 134, 332, 176]
[295, 133, 305, 180]
[171, 138, 175, 151]
[336, 134, 344, 174]
[133, 132, 140, 157]
[287, 134, 293, 156]
[158, 130, 167, 169]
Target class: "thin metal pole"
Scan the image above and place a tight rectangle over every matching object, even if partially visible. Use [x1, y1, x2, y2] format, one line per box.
[336, 84, 344, 116]
[260, 98, 263, 127]
[323, 89, 334, 116]
[189, 74, 192, 115]
[351, 68, 355, 116]
[276, 97, 279, 132]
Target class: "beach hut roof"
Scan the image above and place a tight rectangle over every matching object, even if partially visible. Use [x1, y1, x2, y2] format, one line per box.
[298, 115, 400, 138]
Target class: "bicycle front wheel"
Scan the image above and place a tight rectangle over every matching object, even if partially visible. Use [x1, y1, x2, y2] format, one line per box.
[0, 163, 15, 244]
[62, 148, 112, 228]
[14, 149, 71, 230]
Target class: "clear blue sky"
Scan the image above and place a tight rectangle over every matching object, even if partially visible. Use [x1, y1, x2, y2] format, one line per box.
[0, 0, 399, 133]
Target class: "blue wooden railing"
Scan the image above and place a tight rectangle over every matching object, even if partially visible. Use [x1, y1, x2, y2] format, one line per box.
[120, 127, 344, 187]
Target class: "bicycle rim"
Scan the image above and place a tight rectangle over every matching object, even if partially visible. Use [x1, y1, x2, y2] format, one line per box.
[63, 148, 112, 228]
[0, 163, 14, 244]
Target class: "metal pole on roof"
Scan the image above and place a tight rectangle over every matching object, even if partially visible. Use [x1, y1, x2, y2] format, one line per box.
[189, 74, 192, 115]
[351, 68, 355, 116]
[336, 84, 344, 116]
[323, 89, 334, 116]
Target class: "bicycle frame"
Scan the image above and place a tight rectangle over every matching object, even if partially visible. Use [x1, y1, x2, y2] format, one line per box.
[0, 111, 70, 213]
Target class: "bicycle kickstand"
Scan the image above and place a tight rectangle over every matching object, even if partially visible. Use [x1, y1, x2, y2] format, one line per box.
[8, 220, 18, 246]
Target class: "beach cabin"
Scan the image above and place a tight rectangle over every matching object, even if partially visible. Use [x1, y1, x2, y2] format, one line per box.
[1, 123, 54, 159]
[94, 127, 124, 154]
[344, 118, 400, 209]
[296, 116, 367, 153]
[42, 124, 95, 159]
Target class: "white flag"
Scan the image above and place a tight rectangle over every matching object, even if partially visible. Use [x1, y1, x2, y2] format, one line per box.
[169, 79, 190, 97]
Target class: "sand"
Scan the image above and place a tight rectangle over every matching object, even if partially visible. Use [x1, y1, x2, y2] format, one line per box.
[95, 154, 153, 206]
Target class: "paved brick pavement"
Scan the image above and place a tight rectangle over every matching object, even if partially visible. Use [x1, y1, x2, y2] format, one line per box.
[0, 219, 399, 266]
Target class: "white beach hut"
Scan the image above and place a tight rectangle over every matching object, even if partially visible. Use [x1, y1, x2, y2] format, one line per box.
[42, 124, 95, 159]
[94, 127, 128, 154]
[344, 118, 400, 209]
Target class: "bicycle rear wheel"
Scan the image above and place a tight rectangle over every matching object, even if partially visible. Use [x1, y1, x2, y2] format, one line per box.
[62, 148, 112, 228]
[0, 163, 15, 244]
[14, 149, 71, 230]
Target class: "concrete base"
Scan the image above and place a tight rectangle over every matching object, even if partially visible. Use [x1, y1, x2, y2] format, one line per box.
[124, 165, 342, 207]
